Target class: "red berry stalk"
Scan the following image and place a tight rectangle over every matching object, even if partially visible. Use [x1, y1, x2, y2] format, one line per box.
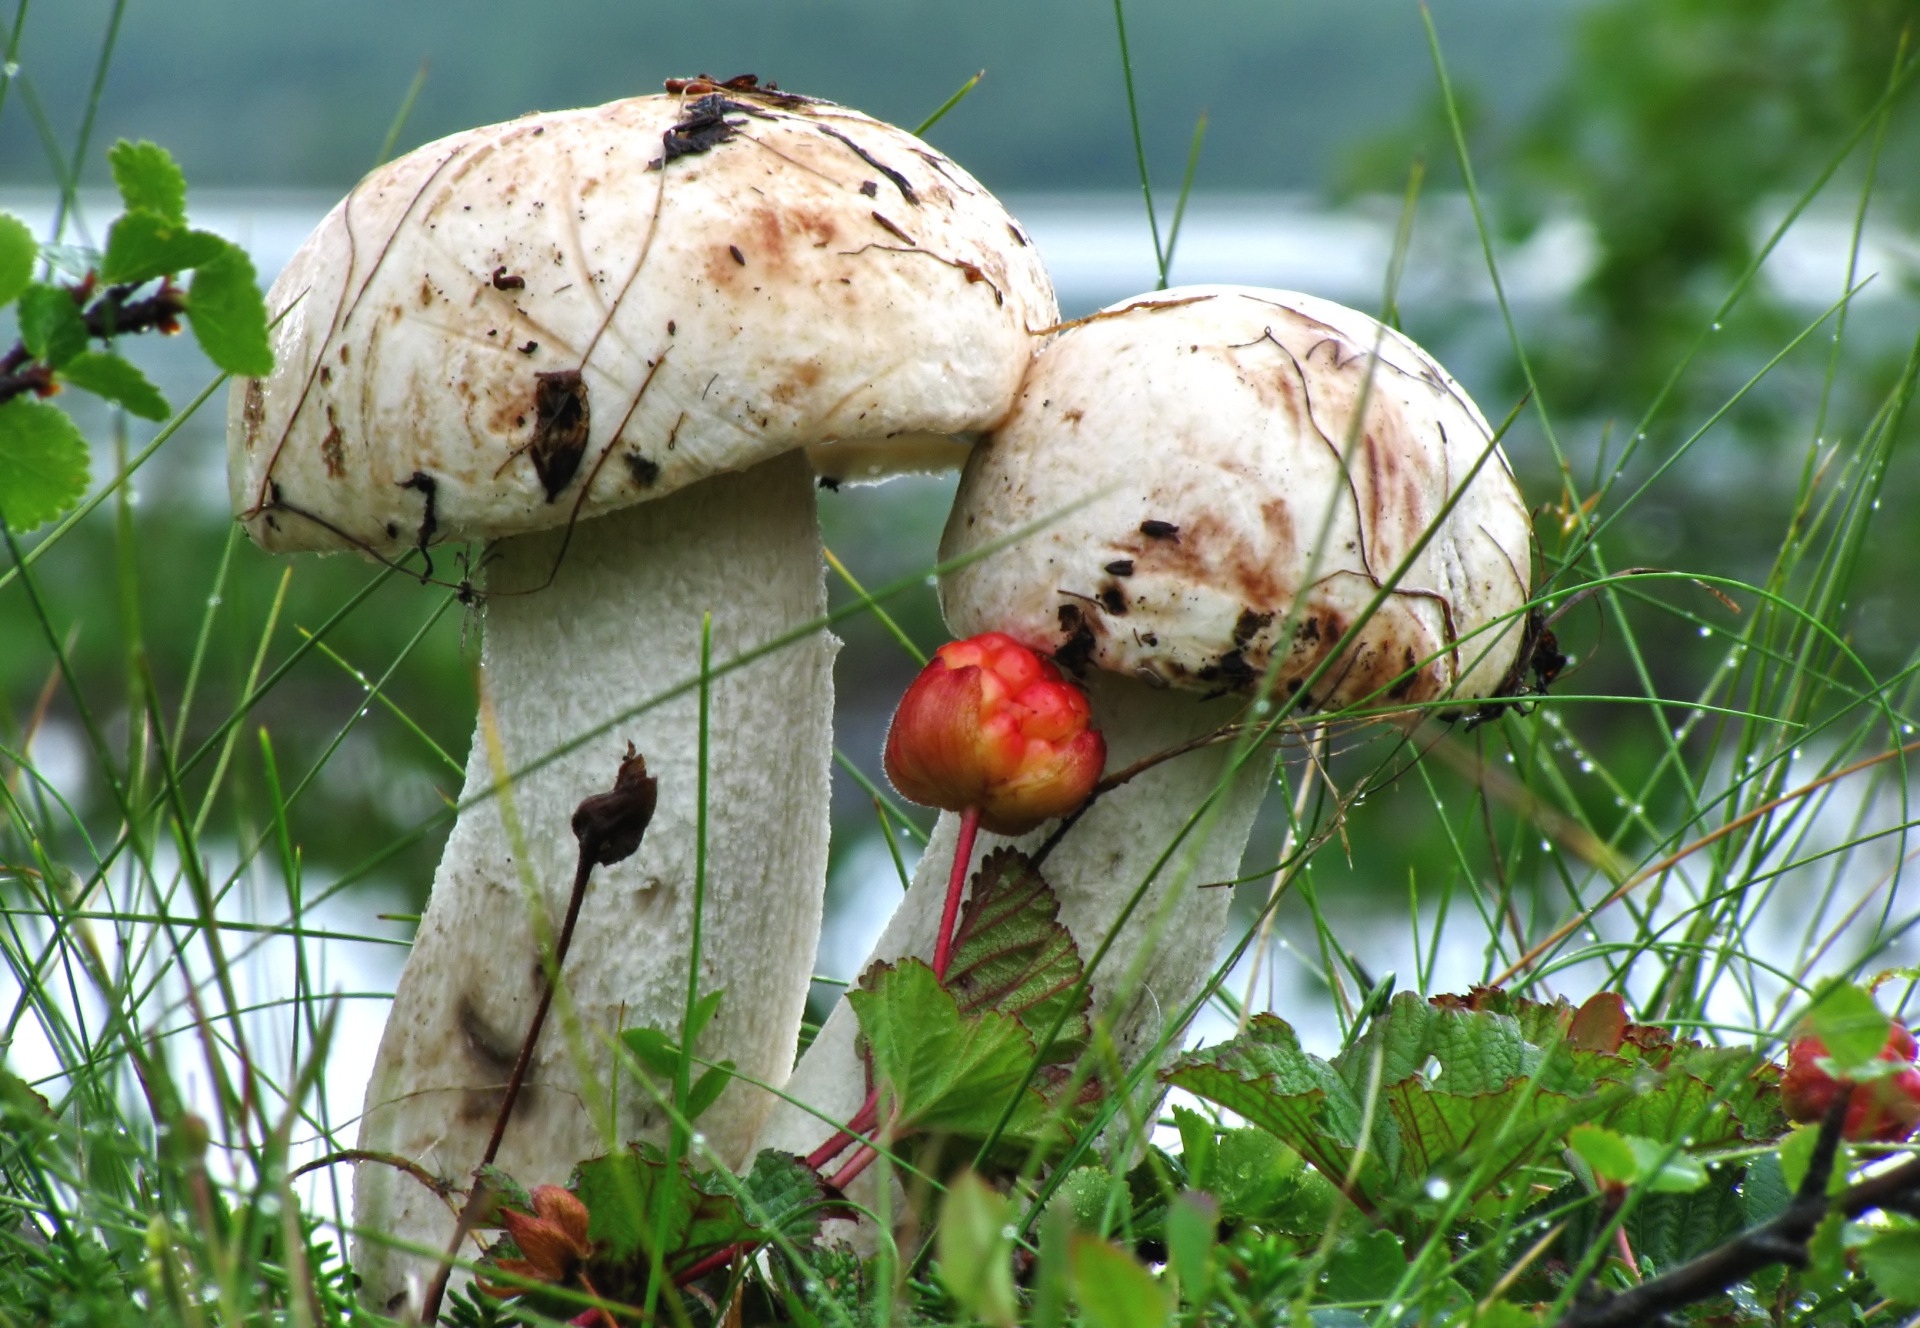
[805, 635, 1105, 1183]
[884, 632, 1105, 977]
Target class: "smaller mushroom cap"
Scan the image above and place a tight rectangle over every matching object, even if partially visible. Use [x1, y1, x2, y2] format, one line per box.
[939, 285, 1534, 710]
[228, 84, 1056, 555]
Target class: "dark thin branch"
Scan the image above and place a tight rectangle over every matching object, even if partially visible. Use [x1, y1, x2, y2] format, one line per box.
[1555, 1091, 1905, 1328]
[417, 746, 658, 1327]
[0, 279, 186, 406]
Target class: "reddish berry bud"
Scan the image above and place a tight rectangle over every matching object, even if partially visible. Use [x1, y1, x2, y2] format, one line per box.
[480, 1184, 594, 1296]
[1781, 1024, 1920, 1142]
[884, 631, 1105, 835]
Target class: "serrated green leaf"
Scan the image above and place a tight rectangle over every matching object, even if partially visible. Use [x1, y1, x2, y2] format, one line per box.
[101, 210, 228, 286]
[1807, 980, 1891, 1074]
[188, 244, 273, 376]
[570, 1143, 759, 1283]
[685, 1063, 732, 1122]
[1165, 1014, 1375, 1192]
[739, 1149, 829, 1250]
[1070, 1237, 1169, 1328]
[1622, 1173, 1746, 1271]
[58, 351, 170, 420]
[1742, 1150, 1790, 1226]
[938, 1172, 1017, 1328]
[0, 397, 89, 529]
[109, 140, 188, 223]
[1321, 1227, 1405, 1305]
[947, 848, 1092, 1057]
[18, 282, 88, 366]
[848, 957, 1071, 1151]
[1859, 1227, 1920, 1304]
[0, 213, 34, 307]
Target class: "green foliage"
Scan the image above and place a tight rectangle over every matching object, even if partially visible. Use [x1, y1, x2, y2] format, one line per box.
[937, 1172, 1019, 1328]
[109, 138, 189, 223]
[0, 138, 271, 533]
[188, 246, 275, 377]
[18, 282, 89, 365]
[1167, 991, 1783, 1220]
[58, 350, 171, 421]
[0, 397, 89, 529]
[1806, 978, 1894, 1074]
[848, 849, 1098, 1162]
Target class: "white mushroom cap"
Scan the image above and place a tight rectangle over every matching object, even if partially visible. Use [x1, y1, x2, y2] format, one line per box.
[229, 83, 1055, 553]
[940, 286, 1534, 711]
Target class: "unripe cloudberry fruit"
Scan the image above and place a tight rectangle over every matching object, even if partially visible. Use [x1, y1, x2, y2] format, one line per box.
[884, 631, 1105, 835]
[1781, 1023, 1920, 1143]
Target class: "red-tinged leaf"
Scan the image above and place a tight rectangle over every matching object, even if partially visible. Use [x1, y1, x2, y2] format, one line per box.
[946, 848, 1091, 1057]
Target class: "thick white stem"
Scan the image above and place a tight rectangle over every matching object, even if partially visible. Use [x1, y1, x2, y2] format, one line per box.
[352, 452, 834, 1314]
[756, 673, 1268, 1160]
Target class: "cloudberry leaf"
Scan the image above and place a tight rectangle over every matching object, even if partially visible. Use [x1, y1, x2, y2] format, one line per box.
[947, 848, 1091, 1056]
[848, 958, 1078, 1153]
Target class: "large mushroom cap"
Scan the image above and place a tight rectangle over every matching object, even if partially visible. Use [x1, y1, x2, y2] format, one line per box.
[229, 81, 1056, 555]
[941, 285, 1534, 710]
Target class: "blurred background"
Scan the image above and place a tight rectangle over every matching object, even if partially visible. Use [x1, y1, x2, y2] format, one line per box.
[4, 0, 1919, 1100]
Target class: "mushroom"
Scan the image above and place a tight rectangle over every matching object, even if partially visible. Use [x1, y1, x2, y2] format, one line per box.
[759, 285, 1532, 1164]
[227, 82, 1054, 1312]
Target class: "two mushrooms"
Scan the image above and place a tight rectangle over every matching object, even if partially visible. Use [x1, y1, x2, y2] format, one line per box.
[227, 81, 1531, 1310]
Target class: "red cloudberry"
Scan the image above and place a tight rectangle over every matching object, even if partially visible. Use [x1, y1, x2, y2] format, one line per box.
[1782, 1024, 1920, 1143]
[884, 631, 1105, 837]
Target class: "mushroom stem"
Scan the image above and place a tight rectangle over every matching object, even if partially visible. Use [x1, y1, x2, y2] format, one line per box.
[755, 674, 1267, 1164]
[352, 451, 835, 1314]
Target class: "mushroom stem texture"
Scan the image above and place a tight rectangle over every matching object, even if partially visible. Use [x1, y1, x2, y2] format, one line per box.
[354, 452, 833, 1314]
[756, 672, 1265, 1163]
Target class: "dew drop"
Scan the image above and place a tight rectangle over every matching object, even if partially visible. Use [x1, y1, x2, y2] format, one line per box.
[206, 595, 222, 607]
[1253, 699, 1272, 716]
[1698, 625, 1711, 637]
[1711, 321, 1722, 331]
[1425, 1176, 1452, 1200]
[923, 574, 938, 587]
[2, 62, 17, 78]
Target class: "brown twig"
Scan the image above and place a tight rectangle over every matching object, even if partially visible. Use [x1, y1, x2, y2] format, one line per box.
[288, 1148, 457, 1204]
[1555, 1090, 1899, 1328]
[417, 747, 658, 1326]
[0, 280, 187, 406]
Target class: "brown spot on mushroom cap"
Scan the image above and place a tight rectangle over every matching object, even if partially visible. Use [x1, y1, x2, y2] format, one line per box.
[321, 406, 347, 478]
[241, 379, 265, 451]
